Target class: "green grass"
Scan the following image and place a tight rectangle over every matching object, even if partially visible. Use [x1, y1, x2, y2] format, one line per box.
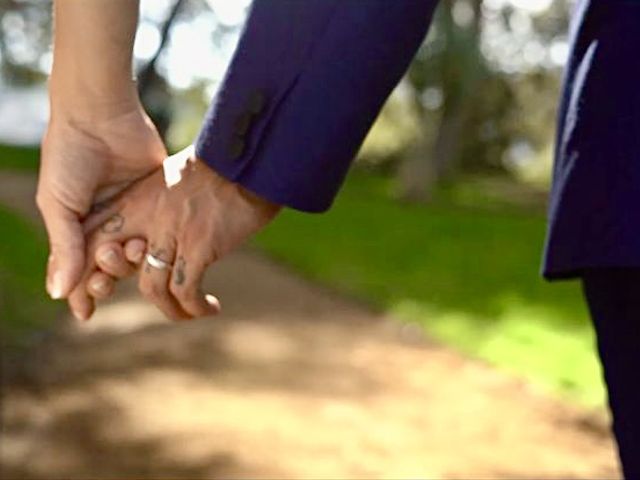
[0, 204, 59, 345]
[0, 144, 55, 345]
[254, 172, 604, 408]
[0, 143, 40, 171]
[0, 142, 603, 406]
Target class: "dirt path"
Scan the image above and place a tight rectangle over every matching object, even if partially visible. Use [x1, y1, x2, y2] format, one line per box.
[0, 172, 621, 479]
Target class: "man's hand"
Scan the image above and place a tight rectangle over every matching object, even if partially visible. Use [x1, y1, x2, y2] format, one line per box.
[69, 147, 281, 321]
[37, 105, 166, 299]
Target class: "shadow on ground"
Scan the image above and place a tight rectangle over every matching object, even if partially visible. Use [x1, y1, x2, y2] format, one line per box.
[0, 172, 622, 479]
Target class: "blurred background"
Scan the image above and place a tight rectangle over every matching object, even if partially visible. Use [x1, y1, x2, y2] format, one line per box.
[0, 0, 623, 478]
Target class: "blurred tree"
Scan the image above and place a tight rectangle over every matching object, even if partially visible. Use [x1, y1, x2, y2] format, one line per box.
[0, 0, 51, 85]
[0, 0, 246, 144]
[389, 0, 572, 202]
[165, 80, 211, 150]
[1, 0, 570, 187]
[133, 0, 248, 141]
[137, 0, 187, 139]
[398, 0, 486, 202]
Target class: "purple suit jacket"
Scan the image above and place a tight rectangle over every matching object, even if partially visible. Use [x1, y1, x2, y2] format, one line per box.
[543, 0, 640, 279]
[196, 0, 640, 281]
[195, 0, 438, 212]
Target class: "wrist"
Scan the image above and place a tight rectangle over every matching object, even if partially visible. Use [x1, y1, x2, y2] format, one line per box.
[236, 183, 282, 219]
[50, 0, 140, 121]
[189, 154, 281, 219]
[49, 72, 140, 124]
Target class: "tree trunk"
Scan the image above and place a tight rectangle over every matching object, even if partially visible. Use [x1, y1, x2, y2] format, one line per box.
[396, 135, 438, 203]
[137, 0, 186, 139]
[137, 0, 185, 94]
[396, 0, 484, 202]
[433, 101, 469, 180]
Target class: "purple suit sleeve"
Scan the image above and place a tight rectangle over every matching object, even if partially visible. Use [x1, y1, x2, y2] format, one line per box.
[195, 0, 438, 212]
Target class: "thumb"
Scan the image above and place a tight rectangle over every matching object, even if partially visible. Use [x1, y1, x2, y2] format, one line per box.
[40, 201, 86, 300]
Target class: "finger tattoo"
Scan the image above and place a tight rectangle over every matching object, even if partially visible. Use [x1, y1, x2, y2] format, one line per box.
[151, 247, 167, 260]
[174, 257, 186, 285]
[101, 214, 125, 233]
[90, 199, 113, 215]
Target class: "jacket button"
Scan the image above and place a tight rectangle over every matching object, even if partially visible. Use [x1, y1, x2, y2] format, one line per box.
[234, 112, 253, 136]
[248, 90, 267, 115]
[228, 137, 245, 160]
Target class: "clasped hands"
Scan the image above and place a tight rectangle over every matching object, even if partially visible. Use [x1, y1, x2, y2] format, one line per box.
[37, 102, 280, 322]
[74, 146, 278, 321]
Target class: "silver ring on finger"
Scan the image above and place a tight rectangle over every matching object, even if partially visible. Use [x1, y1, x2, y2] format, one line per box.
[145, 253, 172, 271]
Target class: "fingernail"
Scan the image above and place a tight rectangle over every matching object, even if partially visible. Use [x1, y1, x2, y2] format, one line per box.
[99, 249, 118, 265]
[49, 271, 63, 299]
[205, 294, 220, 311]
[71, 309, 86, 321]
[91, 278, 108, 293]
[131, 248, 144, 264]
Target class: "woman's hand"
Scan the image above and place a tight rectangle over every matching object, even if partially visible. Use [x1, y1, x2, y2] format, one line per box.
[37, 104, 166, 300]
[39, 0, 156, 300]
[68, 147, 281, 321]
